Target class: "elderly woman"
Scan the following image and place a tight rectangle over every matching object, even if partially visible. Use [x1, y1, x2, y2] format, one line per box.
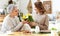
[1, 4, 31, 33]
[33, 2, 49, 30]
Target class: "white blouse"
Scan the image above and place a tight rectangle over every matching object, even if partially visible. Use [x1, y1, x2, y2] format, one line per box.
[1, 15, 23, 33]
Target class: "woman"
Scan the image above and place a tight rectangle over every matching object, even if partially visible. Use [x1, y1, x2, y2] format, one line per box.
[1, 4, 31, 33]
[34, 2, 49, 30]
[55, 12, 60, 31]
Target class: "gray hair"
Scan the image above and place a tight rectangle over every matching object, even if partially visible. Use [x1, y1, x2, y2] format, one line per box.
[7, 4, 17, 13]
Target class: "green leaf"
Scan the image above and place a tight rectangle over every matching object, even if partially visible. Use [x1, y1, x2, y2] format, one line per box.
[28, 15, 34, 22]
[51, 28, 57, 30]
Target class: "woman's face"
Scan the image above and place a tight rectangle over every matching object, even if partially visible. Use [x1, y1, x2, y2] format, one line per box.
[34, 6, 41, 14]
[12, 7, 18, 16]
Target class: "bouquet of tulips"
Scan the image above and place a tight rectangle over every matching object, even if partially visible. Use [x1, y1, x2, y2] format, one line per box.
[22, 13, 34, 22]
[22, 13, 37, 28]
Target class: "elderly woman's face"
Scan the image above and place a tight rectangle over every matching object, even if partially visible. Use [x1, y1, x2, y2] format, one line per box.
[12, 7, 18, 16]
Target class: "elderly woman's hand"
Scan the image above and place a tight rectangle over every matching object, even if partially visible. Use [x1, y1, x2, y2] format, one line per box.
[22, 20, 29, 24]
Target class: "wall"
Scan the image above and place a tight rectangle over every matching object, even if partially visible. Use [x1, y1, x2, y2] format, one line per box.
[41, 0, 60, 14]
[17, 0, 29, 15]
[0, 0, 8, 9]
[52, 0, 60, 14]
[0, 0, 60, 15]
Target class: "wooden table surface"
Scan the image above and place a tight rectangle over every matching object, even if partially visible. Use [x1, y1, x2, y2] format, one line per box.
[0, 32, 56, 36]
[0, 32, 59, 36]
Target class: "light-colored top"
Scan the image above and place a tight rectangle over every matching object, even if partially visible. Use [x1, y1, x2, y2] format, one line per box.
[1, 14, 23, 33]
[55, 19, 60, 31]
[33, 13, 49, 30]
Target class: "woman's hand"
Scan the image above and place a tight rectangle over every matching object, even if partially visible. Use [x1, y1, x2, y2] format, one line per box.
[22, 20, 29, 24]
[29, 22, 37, 27]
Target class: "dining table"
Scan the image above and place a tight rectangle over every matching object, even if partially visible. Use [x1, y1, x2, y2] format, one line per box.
[0, 31, 58, 36]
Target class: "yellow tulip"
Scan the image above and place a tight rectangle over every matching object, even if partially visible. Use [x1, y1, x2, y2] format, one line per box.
[26, 13, 31, 17]
[22, 15, 26, 19]
[22, 13, 32, 21]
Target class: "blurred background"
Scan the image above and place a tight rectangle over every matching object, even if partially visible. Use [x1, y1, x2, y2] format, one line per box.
[0, 0, 60, 31]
